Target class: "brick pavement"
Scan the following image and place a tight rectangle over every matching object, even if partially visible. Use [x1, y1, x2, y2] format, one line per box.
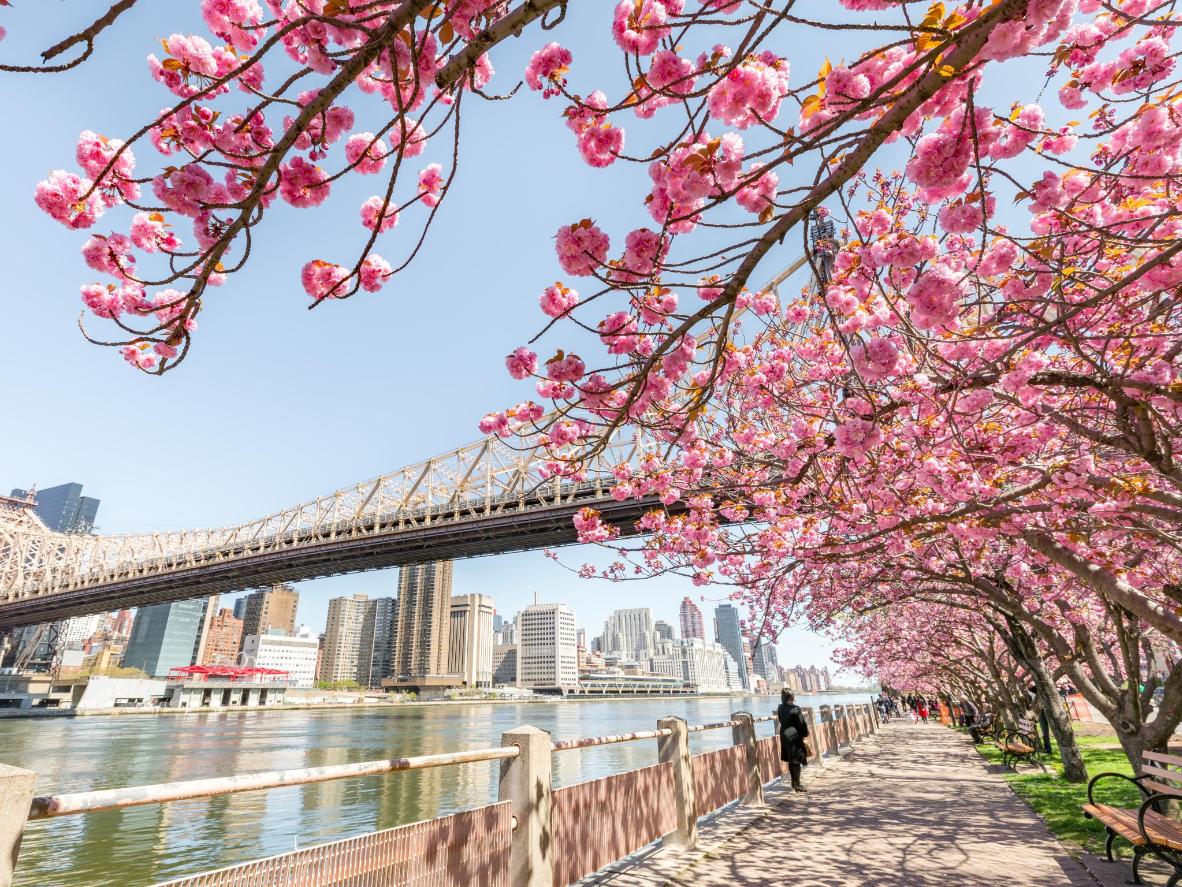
[586, 721, 1107, 887]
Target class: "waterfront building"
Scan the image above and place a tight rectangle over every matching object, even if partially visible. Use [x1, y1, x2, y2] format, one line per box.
[492, 643, 517, 686]
[713, 604, 750, 690]
[654, 620, 675, 642]
[191, 595, 220, 666]
[386, 561, 458, 693]
[648, 638, 734, 692]
[448, 593, 495, 687]
[242, 627, 318, 687]
[59, 614, 103, 651]
[753, 640, 779, 683]
[517, 601, 578, 692]
[200, 608, 244, 666]
[822, 666, 833, 690]
[722, 649, 745, 691]
[319, 594, 371, 685]
[679, 597, 705, 641]
[122, 598, 208, 677]
[571, 671, 690, 696]
[240, 585, 299, 647]
[601, 608, 660, 660]
[11, 481, 100, 533]
[358, 596, 397, 687]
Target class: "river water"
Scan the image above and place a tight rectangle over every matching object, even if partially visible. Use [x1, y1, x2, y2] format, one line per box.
[2, 692, 871, 886]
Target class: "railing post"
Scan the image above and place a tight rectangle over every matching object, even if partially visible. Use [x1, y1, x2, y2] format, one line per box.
[498, 726, 553, 887]
[731, 711, 764, 807]
[820, 705, 835, 756]
[803, 707, 824, 767]
[0, 764, 35, 887]
[658, 717, 697, 848]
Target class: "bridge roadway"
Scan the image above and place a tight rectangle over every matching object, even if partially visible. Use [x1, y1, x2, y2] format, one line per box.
[0, 488, 667, 629]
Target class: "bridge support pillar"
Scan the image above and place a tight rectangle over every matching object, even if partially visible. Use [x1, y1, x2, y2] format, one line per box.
[0, 763, 35, 887]
[731, 712, 764, 807]
[658, 716, 697, 848]
[498, 725, 552, 887]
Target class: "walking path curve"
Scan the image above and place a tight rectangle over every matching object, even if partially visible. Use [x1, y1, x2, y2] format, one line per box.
[588, 720, 1099, 887]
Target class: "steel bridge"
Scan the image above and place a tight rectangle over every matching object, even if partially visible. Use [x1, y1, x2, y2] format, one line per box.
[0, 427, 650, 629]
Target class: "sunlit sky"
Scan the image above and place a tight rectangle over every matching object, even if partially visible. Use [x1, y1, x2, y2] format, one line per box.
[3, 0, 1045, 672]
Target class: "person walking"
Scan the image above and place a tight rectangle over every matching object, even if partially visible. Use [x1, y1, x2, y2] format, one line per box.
[918, 699, 929, 723]
[777, 689, 810, 792]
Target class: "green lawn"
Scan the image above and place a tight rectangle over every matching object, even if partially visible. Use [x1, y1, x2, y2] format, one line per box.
[970, 731, 1144, 855]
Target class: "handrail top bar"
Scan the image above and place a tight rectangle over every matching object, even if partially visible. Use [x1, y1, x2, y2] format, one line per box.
[28, 745, 520, 821]
[550, 728, 672, 752]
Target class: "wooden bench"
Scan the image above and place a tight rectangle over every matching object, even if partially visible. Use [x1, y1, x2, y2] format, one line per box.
[1001, 717, 1047, 773]
[1082, 750, 1182, 886]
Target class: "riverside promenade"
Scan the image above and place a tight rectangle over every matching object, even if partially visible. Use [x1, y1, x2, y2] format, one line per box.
[591, 721, 1096, 887]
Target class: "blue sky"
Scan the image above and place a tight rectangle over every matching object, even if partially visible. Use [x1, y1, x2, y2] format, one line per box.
[0, 2, 893, 669]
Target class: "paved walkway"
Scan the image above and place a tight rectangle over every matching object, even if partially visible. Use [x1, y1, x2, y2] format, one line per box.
[589, 721, 1101, 887]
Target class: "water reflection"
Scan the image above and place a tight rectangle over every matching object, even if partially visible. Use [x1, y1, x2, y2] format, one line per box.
[4, 693, 870, 887]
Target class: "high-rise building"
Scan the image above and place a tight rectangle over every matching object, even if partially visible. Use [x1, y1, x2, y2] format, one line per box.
[601, 608, 660, 660]
[59, 614, 103, 651]
[122, 599, 208, 677]
[492, 614, 503, 633]
[713, 604, 750, 690]
[496, 618, 516, 646]
[200, 608, 244, 666]
[679, 597, 705, 641]
[240, 585, 299, 647]
[517, 602, 578, 691]
[12, 482, 100, 533]
[242, 627, 319, 687]
[752, 641, 779, 683]
[387, 561, 457, 692]
[191, 595, 220, 666]
[649, 638, 734, 692]
[232, 597, 248, 621]
[654, 620, 675, 641]
[448, 594, 495, 688]
[359, 597, 397, 688]
[319, 594, 371, 685]
[492, 644, 518, 686]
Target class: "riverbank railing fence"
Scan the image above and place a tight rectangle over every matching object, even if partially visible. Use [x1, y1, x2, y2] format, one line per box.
[0, 701, 880, 887]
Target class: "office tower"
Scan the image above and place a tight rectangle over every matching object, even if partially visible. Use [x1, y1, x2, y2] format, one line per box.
[600, 608, 660, 660]
[821, 666, 832, 690]
[108, 610, 134, 644]
[448, 594, 495, 687]
[319, 594, 371, 685]
[576, 628, 587, 650]
[493, 614, 503, 633]
[59, 614, 103, 650]
[12, 482, 100, 533]
[191, 595, 221, 666]
[654, 620, 675, 642]
[122, 599, 208, 677]
[359, 597, 397, 688]
[497, 618, 516, 646]
[752, 641, 779, 683]
[679, 597, 705, 641]
[242, 627, 319, 687]
[388, 561, 455, 689]
[648, 638, 735, 692]
[713, 604, 750, 690]
[200, 608, 244, 666]
[492, 644, 518, 685]
[517, 602, 578, 691]
[240, 584, 299, 647]
[232, 597, 248, 621]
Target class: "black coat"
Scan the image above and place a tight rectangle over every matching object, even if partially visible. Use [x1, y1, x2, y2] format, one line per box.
[777, 703, 810, 765]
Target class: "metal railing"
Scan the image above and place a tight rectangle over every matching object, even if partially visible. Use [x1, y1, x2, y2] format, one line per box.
[0, 702, 882, 887]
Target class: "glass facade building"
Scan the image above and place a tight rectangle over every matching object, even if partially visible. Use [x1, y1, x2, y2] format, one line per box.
[122, 599, 208, 677]
[11, 482, 100, 533]
[713, 604, 750, 690]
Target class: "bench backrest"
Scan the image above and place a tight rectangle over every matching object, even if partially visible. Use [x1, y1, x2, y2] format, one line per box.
[1141, 751, 1182, 798]
[1016, 717, 1035, 734]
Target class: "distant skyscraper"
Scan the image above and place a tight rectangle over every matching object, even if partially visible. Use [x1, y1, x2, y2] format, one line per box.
[191, 595, 220, 666]
[240, 585, 299, 648]
[59, 614, 103, 651]
[319, 594, 371, 685]
[232, 597, 248, 621]
[12, 482, 100, 533]
[752, 642, 779, 683]
[713, 604, 750, 691]
[654, 620, 675, 642]
[200, 608, 244, 666]
[518, 602, 578, 691]
[492, 614, 503, 633]
[601, 608, 660, 660]
[492, 644, 518, 686]
[448, 594, 495, 687]
[679, 597, 705, 641]
[389, 561, 455, 688]
[122, 599, 208, 677]
[359, 597, 397, 688]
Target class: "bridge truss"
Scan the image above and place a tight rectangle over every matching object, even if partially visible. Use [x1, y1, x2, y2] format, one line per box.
[0, 426, 649, 628]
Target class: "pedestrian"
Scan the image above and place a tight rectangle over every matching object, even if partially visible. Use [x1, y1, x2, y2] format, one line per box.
[918, 699, 929, 723]
[777, 688, 810, 792]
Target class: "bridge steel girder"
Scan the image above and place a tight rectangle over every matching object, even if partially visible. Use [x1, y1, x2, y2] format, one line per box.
[0, 494, 672, 630]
